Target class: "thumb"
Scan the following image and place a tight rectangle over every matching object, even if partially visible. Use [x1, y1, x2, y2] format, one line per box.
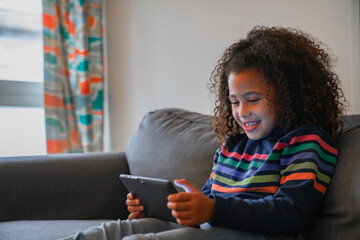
[174, 179, 199, 193]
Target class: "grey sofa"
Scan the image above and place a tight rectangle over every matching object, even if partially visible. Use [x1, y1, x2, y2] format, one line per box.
[0, 108, 359, 240]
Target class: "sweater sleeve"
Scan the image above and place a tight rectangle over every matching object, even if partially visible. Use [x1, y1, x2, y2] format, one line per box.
[209, 128, 338, 235]
[201, 148, 220, 197]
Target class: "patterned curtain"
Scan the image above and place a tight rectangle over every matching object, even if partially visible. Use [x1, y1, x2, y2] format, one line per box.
[43, 0, 104, 153]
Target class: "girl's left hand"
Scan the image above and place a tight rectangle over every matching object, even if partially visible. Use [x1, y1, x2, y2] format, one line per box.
[167, 179, 215, 226]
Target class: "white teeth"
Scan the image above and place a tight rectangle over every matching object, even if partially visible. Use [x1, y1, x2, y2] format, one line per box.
[245, 122, 258, 127]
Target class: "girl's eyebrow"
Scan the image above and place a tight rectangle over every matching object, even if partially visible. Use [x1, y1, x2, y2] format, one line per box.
[229, 91, 264, 98]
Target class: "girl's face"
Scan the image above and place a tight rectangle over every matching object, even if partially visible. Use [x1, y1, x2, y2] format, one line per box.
[228, 70, 277, 140]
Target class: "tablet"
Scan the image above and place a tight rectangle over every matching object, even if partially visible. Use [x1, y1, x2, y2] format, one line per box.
[119, 174, 178, 222]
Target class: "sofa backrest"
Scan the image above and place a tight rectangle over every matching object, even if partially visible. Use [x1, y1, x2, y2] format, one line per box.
[0, 152, 129, 221]
[125, 108, 219, 190]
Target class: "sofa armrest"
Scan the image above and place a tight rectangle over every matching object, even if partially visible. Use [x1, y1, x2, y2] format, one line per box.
[0, 152, 130, 222]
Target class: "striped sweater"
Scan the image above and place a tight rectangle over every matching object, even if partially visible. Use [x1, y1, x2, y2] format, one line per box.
[201, 125, 338, 235]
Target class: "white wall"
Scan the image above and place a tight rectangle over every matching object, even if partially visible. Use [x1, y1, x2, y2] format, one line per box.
[104, 0, 360, 151]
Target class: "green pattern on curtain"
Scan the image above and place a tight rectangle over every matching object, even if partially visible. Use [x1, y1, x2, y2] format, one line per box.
[43, 0, 104, 153]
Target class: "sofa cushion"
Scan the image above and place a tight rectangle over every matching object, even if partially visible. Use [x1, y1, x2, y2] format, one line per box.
[125, 108, 219, 190]
[0, 220, 112, 240]
[307, 119, 360, 239]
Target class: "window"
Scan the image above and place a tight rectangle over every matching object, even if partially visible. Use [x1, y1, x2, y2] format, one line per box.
[0, 0, 46, 157]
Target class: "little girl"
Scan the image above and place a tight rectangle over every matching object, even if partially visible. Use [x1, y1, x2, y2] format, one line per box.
[67, 26, 346, 240]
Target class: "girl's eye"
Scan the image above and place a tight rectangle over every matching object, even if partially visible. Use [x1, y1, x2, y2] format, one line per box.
[230, 100, 239, 106]
[248, 98, 259, 103]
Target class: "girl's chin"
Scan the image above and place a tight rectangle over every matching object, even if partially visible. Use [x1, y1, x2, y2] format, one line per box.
[246, 134, 262, 140]
[244, 128, 265, 140]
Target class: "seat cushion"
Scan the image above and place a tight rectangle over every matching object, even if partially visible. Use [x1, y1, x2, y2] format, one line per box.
[125, 108, 219, 190]
[0, 220, 110, 240]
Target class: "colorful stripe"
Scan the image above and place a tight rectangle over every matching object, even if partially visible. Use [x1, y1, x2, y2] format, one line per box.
[282, 143, 336, 164]
[217, 155, 264, 171]
[280, 172, 327, 194]
[288, 135, 338, 155]
[281, 162, 331, 183]
[221, 147, 269, 161]
[212, 184, 279, 194]
[213, 173, 280, 187]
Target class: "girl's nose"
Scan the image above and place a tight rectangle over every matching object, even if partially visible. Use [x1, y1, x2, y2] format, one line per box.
[239, 104, 250, 118]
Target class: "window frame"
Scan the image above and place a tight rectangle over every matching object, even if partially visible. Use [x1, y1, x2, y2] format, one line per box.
[0, 80, 43, 107]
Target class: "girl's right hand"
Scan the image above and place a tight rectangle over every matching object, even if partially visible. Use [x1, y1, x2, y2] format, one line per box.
[126, 193, 147, 220]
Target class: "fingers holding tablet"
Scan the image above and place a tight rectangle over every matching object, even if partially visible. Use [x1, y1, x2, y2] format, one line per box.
[126, 192, 147, 219]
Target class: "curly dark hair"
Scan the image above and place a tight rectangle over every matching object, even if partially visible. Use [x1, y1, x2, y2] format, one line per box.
[209, 26, 347, 145]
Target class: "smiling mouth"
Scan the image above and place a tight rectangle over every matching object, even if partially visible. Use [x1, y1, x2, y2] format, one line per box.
[243, 121, 260, 132]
